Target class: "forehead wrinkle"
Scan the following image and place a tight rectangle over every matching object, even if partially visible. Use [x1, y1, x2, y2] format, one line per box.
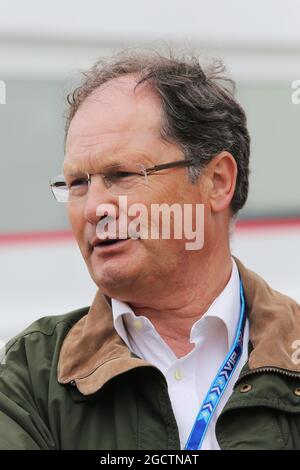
[65, 127, 162, 168]
[67, 128, 161, 153]
[64, 136, 131, 174]
[64, 128, 164, 173]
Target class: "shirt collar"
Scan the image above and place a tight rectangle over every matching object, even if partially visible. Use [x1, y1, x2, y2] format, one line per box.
[189, 258, 241, 348]
[111, 298, 135, 350]
[111, 257, 241, 351]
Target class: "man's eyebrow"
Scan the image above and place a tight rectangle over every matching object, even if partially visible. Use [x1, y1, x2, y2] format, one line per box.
[62, 159, 124, 175]
[62, 150, 156, 175]
[62, 165, 84, 176]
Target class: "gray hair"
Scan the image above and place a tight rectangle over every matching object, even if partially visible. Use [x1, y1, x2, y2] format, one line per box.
[65, 49, 250, 214]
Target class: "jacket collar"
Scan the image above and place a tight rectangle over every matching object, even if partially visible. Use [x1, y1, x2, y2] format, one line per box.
[57, 256, 300, 395]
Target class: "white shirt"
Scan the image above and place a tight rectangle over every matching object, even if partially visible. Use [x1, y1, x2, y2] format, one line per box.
[111, 258, 249, 450]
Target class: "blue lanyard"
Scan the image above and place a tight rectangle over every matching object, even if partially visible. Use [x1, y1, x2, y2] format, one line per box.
[184, 278, 246, 450]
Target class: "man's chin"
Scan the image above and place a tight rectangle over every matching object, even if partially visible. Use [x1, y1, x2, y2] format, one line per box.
[90, 262, 137, 295]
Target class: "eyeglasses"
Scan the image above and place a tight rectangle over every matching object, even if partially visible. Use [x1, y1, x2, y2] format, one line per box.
[50, 158, 197, 203]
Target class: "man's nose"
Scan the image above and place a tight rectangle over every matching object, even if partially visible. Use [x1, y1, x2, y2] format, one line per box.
[83, 175, 118, 225]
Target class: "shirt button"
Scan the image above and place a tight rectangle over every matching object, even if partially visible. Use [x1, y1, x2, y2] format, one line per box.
[132, 319, 144, 330]
[174, 369, 183, 381]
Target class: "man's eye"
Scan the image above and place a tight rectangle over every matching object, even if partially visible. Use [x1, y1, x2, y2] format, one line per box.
[106, 171, 138, 181]
[69, 178, 88, 188]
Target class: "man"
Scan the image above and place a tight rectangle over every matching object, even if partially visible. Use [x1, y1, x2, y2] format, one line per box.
[1, 51, 300, 450]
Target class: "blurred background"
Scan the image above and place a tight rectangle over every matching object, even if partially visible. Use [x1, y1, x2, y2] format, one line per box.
[0, 0, 299, 341]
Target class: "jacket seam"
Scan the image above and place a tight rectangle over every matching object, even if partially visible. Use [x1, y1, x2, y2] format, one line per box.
[279, 428, 290, 449]
[157, 382, 179, 450]
[4, 319, 79, 357]
[65, 355, 135, 382]
[133, 385, 140, 450]
[223, 397, 300, 413]
[0, 319, 77, 383]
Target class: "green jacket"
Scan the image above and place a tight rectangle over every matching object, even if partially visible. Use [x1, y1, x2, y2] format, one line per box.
[1, 257, 300, 450]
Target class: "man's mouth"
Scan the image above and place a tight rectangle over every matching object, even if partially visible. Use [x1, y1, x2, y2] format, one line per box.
[90, 237, 131, 251]
[98, 238, 127, 246]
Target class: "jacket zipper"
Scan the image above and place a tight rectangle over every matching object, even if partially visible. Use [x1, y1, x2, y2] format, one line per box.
[233, 366, 300, 390]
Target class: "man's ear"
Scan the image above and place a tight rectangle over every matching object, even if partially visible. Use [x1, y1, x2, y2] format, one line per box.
[205, 151, 238, 213]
